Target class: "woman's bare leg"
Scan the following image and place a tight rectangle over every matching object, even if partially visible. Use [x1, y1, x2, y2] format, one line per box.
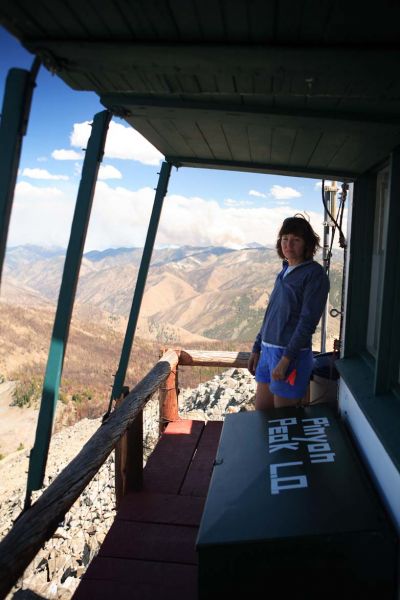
[255, 383, 275, 410]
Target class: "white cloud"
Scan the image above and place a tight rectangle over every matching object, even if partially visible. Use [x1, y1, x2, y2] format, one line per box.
[8, 181, 342, 253]
[270, 185, 301, 200]
[224, 198, 253, 207]
[37, 156, 48, 162]
[22, 168, 69, 181]
[98, 164, 122, 180]
[249, 189, 266, 198]
[52, 149, 84, 160]
[70, 120, 163, 166]
[7, 182, 73, 248]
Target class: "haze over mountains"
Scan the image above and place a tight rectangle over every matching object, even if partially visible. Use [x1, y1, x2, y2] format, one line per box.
[1, 243, 342, 358]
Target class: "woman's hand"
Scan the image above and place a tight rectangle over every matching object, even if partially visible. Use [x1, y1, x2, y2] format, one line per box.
[248, 352, 260, 376]
[271, 355, 290, 381]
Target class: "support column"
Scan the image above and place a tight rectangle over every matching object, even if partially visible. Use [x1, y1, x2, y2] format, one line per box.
[110, 161, 172, 404]
[25, 110, 112, 503]
[0, 58, 40, 286]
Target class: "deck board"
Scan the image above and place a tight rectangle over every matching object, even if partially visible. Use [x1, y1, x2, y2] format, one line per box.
[181, 421, 223, 497]
[73, 559, 198, 600]
[143, 419, 205, 494]
[117, 491, 205, 526]
[73, 419, 221, 600]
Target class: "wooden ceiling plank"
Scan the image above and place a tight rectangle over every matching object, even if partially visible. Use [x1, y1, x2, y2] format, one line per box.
[114, 2, 158, 39]
[146, 117, 197, 157]
[299, 0, 335, 42]
[194, 0, 225, 41]
[60, 0, 107, 37]
[0, 2, 47, 37]
[90, 0, 135, 37]
[125, 116, 177, 157]
[175, 120, 215, 159]
[289, 129, 322, 167]
[195, 121, 232, 161]
[275, 0, 304, 43]
[247, 124, 272, 165]
[307, 131, 349, 169]
[270, 126, 297, 165]
[222, 122, 252, 163]
[347, 132, 400, 171]
[168, 0, 202, 41]
[17, 0, 71, 37]
[60, 71, 95, 91]
[136, 0, 180, 40]
[247, 0, 276, 42]
[220, 0, 249, 41]
[322, 1, 400, 44]
[327, 136, 367, 170]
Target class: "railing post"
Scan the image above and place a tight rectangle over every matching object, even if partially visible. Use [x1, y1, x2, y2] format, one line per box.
[159, 348, 180, 435]
[115, 386, 143, 509]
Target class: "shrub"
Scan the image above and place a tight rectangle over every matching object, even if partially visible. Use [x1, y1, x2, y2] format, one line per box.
[11, 377, 42, 408]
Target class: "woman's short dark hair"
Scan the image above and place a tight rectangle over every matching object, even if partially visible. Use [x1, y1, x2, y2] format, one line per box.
[276, 215, 320, 260]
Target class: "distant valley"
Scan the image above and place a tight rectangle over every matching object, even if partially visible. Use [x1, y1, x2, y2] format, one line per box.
[2, 244, 342, 346]
[0, 243, 342, 454]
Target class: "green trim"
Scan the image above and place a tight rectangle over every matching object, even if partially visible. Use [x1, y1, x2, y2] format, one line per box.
[336, 357, 400, 473]
[111, 161, 172, 401]
[374, 148, 400, 393]
[26, 110, 112, 498]
[0, 62, 40, 286]
[343, 173, 376, 357]
[164, 156, 356, 181]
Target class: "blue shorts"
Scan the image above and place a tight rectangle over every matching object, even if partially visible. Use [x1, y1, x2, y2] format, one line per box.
[255, 346, 313, 399]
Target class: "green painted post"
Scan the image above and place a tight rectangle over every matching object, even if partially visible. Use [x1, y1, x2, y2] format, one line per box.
[0, 59, 40, 287]
[110, 161, 172, 403]
[374, 148, 400, 393]
[25, 110, 112, 503]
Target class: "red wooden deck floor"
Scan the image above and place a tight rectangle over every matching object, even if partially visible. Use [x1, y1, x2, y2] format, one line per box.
[73, 419, 222, 600]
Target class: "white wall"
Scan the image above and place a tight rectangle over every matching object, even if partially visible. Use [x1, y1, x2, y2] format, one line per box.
[339, 379, 400, 534]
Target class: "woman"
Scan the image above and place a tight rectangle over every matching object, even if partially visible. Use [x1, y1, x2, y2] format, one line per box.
[248, 215, 329, 409]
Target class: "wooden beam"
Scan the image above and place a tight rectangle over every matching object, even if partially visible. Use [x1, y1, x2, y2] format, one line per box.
[102, 93, 400, 129]
[0, 348, 179, 599]
[178, 350, 250, 369]
[165, 157, 357, 182]
[27, 41, 400, 89]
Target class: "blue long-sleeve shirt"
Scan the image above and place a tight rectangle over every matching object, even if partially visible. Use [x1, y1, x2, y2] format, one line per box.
[252, 260, 330, 359]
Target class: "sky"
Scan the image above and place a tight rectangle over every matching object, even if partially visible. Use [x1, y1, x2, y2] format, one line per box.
[0, 26, 345, 252]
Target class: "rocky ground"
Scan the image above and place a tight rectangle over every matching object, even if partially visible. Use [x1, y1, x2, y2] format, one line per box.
[1, 368, 256, 599]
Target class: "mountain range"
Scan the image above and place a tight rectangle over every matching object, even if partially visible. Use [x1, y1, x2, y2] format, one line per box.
[1, 243, 342, 349]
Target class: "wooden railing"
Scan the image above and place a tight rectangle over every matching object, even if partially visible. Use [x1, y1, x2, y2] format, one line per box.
[0, 348, 250, 597]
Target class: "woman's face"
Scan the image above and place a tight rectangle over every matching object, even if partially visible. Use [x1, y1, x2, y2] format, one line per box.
[280, 233, 306, 265]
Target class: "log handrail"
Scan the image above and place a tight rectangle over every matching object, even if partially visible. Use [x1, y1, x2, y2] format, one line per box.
[179, 349, 250, 368]
[0, 348, 179, 598]
[0, 347, 251, 597]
